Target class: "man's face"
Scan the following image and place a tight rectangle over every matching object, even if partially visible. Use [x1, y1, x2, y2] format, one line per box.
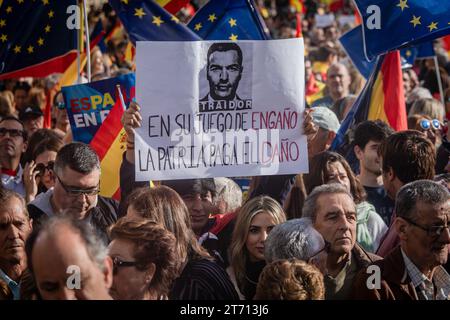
[32, 225, 113, 300]
[52, 166, 100, 219]
[313, 193, 357, 255]
[397, 200, 450, 270]
[0, 197, 32, 268]
[182, 191, 215, 235]
[308, 128, 330, 159]
[207, 50, 242, 100]
[23, 116, 44, 136]
[326, 65, 350, 101]
[356, 140, 382, 176]
[14, 89, 27, 110]
[0, 120, 26, 160]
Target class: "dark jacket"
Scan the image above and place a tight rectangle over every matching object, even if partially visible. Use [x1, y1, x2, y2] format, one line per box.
[351, 246, 418, 300]
[28, 194, 118, 243]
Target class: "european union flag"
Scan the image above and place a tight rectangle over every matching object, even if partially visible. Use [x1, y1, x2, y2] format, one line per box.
[187, 0, 271, 40]
[0, 0, 77, 79]
[354, 0, 450, 60]
[416, 42, 435, 59]
[339, 26, 376, 79]
[109, 0, 200, 44]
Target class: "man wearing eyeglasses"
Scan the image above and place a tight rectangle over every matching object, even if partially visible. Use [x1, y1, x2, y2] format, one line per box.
[352, 180, 450, 300]
[0, 117, 27, 198]
[27, 143, 118, 242]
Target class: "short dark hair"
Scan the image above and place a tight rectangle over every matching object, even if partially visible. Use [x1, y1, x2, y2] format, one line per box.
[395, 180, 449, 220]
[162, 178, 216, 199]
[12, 81, 31, 94]
[353, 120, 394, 149]
[0, 116, 27, 141]
[54, 142, 100, 175]
[207, 42, 243, 67]
[378, 130, 435, 184]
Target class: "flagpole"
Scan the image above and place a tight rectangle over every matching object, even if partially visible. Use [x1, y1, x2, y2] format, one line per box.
[433, 56, 445, 106]
[82, 0, 91, 82]
[76, 2, 81, 84]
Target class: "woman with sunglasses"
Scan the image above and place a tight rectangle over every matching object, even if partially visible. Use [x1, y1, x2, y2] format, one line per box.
[23, 137, 63, 203]
[408, 114, 443, 148]
[108, 217, 179, 300]
[52, 91, 70, 138]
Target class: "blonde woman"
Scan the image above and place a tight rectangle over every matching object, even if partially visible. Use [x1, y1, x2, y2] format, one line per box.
[228, 195, 286, 300]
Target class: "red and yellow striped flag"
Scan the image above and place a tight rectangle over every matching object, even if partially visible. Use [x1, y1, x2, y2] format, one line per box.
[155, 0, 190, 14]
[90, 87, 127, 200]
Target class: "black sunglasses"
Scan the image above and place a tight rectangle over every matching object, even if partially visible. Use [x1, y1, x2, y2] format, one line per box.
[111, 256, 138, 275]
[402, 216, 450, 238]
[0, 128, 25, 138]
[55, 101, 65, 110]
[35, 161, 54, 176]
[55, 174, 100, 196]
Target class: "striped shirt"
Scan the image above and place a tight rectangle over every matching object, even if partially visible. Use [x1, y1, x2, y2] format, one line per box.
[401, 249, 450, 300]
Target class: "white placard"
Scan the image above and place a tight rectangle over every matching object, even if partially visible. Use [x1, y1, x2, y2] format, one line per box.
[135, 38, 307, 181]
[315, 13, 335, 28]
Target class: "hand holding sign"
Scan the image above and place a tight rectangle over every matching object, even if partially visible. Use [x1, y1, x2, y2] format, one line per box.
[121, 101, 142, 141]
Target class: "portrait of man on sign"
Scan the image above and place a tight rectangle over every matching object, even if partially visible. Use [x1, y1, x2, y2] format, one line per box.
[199, 42, 252, 112]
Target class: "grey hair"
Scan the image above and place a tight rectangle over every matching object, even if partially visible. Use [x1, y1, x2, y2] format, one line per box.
[213, 177, 243, 212]
[395, 179, 450, 220]
[302, 183, 353, 222]
[265, 218, 325, 263]
[26, 215, 108, 272]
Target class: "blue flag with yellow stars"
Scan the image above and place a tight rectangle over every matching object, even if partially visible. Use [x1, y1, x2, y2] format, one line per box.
[0, 0, 77, 80]
[339, 26, 376, 79]
[354, 0, 450, 60]
[109, 0, 200, 44]
[187, 0, 271, 40]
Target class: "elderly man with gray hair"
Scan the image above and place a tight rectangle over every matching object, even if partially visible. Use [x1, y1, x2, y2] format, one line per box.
[302, 183, 380, 300]
[25, 215, 113, 300]
[265, 218, 328, 273]
[352, 180, 450, 300]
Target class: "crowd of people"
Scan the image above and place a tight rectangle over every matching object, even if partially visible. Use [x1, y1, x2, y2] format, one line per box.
[0, 1, 449, 300]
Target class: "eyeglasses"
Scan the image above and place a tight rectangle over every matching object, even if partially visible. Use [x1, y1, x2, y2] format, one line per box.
[55, 174, 100, 197]
[35, 161, 54, 177]
[111, 256, 138, 275]
[55, 101, 65, 110]
[402, 216, 450, 238]
[419, 119, 441, 131]
[0, 128, 25, 138]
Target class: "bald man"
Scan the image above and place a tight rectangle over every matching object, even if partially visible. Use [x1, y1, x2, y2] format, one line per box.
[311, 63, 351, 109]
[26, 216, 113, 300]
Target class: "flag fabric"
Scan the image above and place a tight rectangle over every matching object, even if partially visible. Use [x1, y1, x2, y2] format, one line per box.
[320, 0, 344, 12]
[339, 26, 376, 79]
[187, 0, 271, 40]
[155, 0, 190, 15]
[290, 0, 305, 14]
[331, 51, 407, 153]
[109, 0, 200, 44]
[91, 19, 108, 53]
[416, 41, 435, 59]
[0, 0, 78, 79]
[90, 85, 127, 200]
[354, 0, 450, 60]
[400, 47, 417, 67]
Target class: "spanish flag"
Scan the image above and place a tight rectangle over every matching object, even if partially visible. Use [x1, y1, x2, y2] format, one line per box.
[90, 86, 127, 200]
[155, 0, 190, 14]
[331, 50, 407, 152]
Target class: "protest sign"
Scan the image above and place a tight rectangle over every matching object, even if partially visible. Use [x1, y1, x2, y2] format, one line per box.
[135, 38, 307, 181]
[62, 73, 135, 143]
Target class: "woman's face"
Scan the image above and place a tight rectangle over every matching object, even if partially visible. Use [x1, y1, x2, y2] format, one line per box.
[326, 161, 351, 193]
[245, 212, 277, 262]
[35, 150, 57, 190]
[108, 238, 154, 300]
